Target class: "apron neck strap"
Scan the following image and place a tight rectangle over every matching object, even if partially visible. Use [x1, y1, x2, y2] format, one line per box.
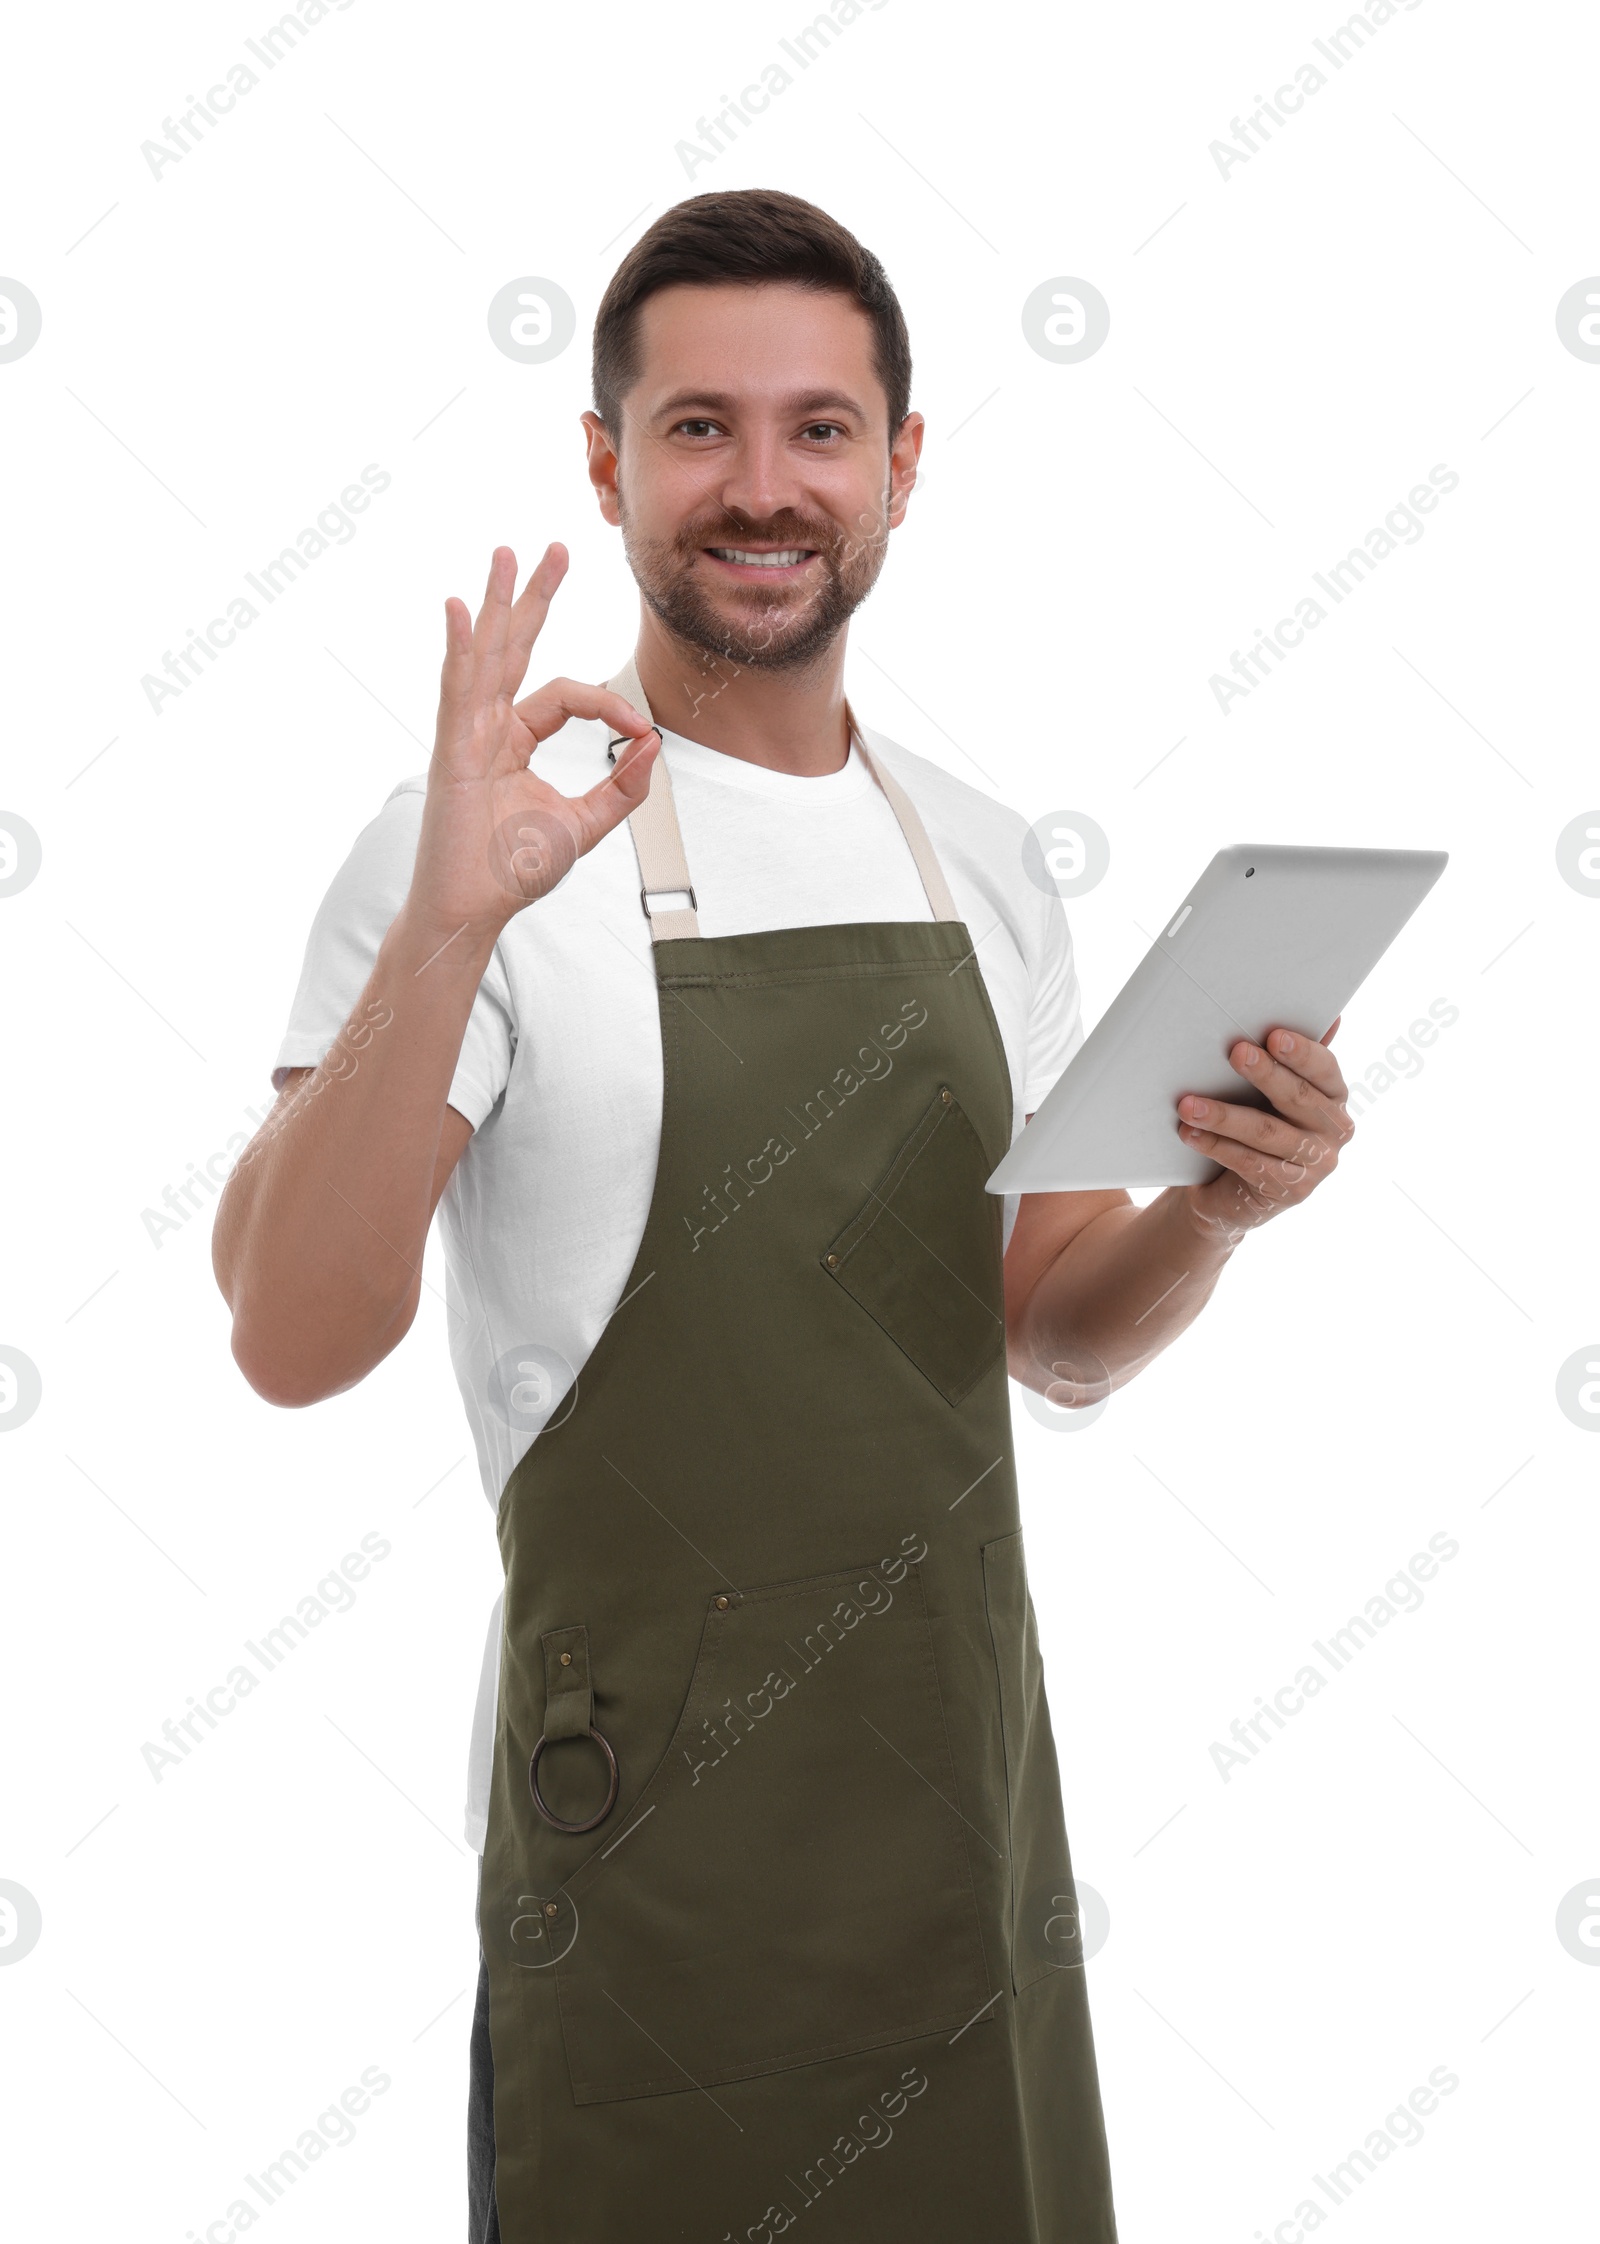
[603, 653, 960, 943]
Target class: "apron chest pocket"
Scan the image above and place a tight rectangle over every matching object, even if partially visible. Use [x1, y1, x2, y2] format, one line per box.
[821, 1084, 1005, 1405]
[551, 1560, 991, 2104]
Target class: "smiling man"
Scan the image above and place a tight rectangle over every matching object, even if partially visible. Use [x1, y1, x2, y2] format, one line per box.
[214, 188, 1351, 2244]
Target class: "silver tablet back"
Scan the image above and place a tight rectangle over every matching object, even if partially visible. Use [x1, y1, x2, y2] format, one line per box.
[988, 844, 1448, 1191]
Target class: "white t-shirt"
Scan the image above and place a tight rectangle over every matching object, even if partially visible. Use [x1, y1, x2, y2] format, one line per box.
[272, 713, 1086, 1852]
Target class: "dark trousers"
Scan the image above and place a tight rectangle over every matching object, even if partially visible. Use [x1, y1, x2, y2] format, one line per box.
[467, 1945, 500, 2243]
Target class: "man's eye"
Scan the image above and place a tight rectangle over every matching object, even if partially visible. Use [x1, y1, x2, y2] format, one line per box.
[802, 422, 845, 441]
[674, 420, 721, 438]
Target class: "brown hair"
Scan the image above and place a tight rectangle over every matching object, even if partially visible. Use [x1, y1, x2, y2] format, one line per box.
[592, 188, 912, 445]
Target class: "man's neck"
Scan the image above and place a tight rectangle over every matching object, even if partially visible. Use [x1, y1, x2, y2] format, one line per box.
[631, 612, 854, 777]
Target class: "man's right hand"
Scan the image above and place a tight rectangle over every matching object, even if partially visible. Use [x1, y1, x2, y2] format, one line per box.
[216, 541, 658, 1408]
[412, 542, 660, 945]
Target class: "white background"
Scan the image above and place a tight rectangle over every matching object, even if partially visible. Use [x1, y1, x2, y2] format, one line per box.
[2, 1, 1595, 2238]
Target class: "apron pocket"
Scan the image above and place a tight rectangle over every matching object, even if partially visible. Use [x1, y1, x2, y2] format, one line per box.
[821, 1084, 1005, 1405]
[983, 1529, 1085, 1995]
[552, 1559, 992, 2103]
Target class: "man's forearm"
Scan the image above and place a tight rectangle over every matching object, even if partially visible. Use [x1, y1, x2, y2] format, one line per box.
[213, 901, 500, 1404]
[1008, 1189, 1239, 1401]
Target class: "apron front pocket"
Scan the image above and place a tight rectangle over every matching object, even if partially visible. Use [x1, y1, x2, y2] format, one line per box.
[821, 1084, 1005, 1405]
[551, 1560, 992, 2104]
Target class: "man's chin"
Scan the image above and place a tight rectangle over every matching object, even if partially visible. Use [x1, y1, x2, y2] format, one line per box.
[704, 621, 838, 670]
[706, 599, 812, 653]
[650, 591, 843, 670]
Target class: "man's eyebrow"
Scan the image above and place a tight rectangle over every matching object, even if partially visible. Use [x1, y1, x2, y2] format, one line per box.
[651, 388, 870, 420]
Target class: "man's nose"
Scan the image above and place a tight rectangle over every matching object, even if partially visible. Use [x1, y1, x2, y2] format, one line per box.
[713, 431, 805, 527]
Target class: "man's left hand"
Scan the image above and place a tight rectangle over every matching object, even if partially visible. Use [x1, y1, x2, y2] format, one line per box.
[1177, 1019, 1353, 1239]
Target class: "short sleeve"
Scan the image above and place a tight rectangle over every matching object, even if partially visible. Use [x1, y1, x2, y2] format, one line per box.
[271, 780, 515, 1129]
[1022, 894, 1085, 1116]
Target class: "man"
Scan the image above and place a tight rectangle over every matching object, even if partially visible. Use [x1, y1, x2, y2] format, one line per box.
[215, 188, 1351, 2244]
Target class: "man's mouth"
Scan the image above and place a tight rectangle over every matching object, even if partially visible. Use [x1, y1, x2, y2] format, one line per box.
[702, 544, 820, 575]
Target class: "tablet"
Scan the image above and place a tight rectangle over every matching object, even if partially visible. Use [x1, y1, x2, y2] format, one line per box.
[986, 843, 1448, 1192]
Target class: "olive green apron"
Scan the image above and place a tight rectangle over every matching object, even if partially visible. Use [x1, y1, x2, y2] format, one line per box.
[477, 658, 1118, 2241]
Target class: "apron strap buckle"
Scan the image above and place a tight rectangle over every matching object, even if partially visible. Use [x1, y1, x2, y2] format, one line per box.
[640, 882, 698, 921]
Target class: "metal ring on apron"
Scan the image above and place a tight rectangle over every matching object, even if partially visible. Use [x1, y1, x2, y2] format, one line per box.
[528, 1726, 619, 1833]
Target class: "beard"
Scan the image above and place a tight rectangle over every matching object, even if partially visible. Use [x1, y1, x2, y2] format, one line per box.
[619, 492, 890, 671]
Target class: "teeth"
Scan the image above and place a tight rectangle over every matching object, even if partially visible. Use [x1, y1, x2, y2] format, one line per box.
[710, 547, 809, 566]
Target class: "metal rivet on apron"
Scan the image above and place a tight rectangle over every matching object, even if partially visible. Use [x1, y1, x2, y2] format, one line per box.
[544, 1902, 558, 1918]
[559, 1651, 572, 1665]
[825, 1253, 839, 1269]
[714, 1595, 730, 1610]
[940, 1087, 952, 1103]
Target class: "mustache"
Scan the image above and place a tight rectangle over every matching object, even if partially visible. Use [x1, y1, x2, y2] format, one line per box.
[673, 511, 849, 558]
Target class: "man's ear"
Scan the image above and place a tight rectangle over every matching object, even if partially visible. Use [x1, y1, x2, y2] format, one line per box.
[580, 409, 622, 527]
[887, 410, 926, 530]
